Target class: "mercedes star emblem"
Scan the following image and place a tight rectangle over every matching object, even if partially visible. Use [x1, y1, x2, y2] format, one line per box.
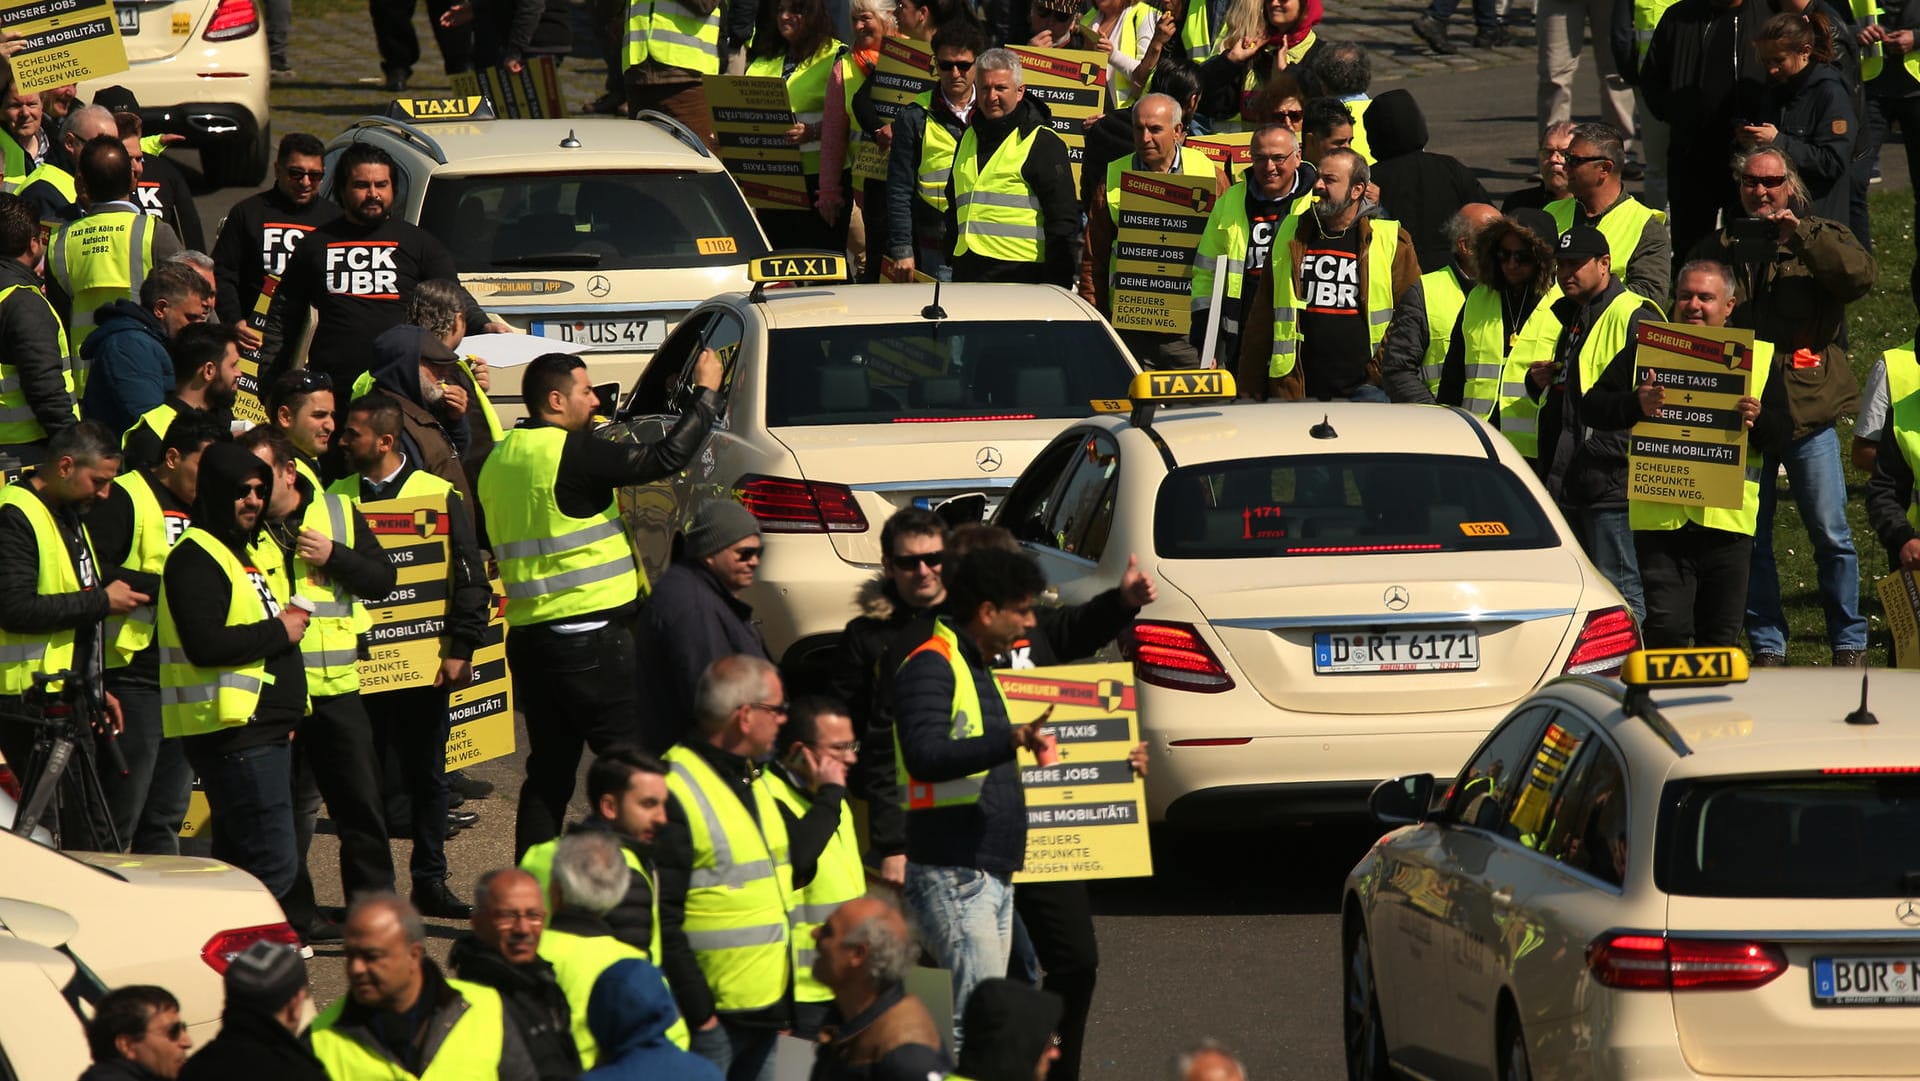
[587, 274, 611, 297]
[975, 446, 1003, 473]
[1383, 586, 1410, 611]
[1898, 900, 1920, 927]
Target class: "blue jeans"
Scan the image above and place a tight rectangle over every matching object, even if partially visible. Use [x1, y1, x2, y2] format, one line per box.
[688, 1017, 776, 1081]
[904, 862, 1015, 1049]
[1747, 425, 1868, 654]
[185, 738, 297, 900]
[1339, 384, 1391, 403]
[1566, 506, 1644, 623]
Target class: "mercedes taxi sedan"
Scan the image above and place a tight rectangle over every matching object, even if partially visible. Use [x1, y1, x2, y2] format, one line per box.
[324, 99, 768, 421]
[1343, 649, 1920, 1081]
[990, 372, 1635, 826]
[606, 255, 1140, 673]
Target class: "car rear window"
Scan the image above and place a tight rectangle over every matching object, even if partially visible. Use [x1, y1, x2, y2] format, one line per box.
[1658, 776, 1920, 898]
[1152, 453, 1559, 557]
[763, 322, 1134, 426]
[419, 170, 767, 272]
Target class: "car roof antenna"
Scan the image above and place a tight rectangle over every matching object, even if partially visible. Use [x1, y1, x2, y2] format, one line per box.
[921, 278, 947, 321]
[1309, 414, 1337, 439]
[1843, 670, 1878, 726]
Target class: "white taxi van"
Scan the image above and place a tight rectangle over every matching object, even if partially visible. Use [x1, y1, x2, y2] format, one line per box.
[1344, 648, 1920, 1081]
[991, 372, 1635, 825]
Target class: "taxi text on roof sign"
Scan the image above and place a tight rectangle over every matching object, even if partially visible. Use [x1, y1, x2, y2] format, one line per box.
[387, 95, 496, 121]
[1619, 647, 1749, 688]
[1127, 369, 1236, 401]
[747, 252, 850, 284]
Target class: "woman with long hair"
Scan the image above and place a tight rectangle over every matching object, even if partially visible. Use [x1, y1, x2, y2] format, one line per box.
[1078, 0, 1177, 109]
[746, 0, 849, 249]
[1474, 211, 1565, 448]
[1742, 11, 1858, 224]
[821, 0, 898, 278]
[1199, 0, 1322, 127]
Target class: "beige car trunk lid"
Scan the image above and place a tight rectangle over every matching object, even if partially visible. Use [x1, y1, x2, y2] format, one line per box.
[116, 0, 207, 63]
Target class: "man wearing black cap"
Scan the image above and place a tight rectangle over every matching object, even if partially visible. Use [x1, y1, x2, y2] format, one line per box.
[633, 497, 772, 754]
[179, 941, 326, 1081]
[1525, 221, 1661, 621]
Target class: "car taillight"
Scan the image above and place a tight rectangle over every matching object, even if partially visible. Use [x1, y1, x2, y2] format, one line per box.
[0, 762, 20, 801]
[203, 0, 259, 40]
[1563, 606, 1638, 675]
[1821, 766, 1920, 775]
[1123, 621, 1234, 692]
[1587, 933, 1787, 991]
[202, 923, 300, 972]
[732, 476, 868, 534]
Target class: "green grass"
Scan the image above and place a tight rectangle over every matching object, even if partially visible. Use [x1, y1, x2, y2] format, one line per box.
[1767, 188, 1914, 666]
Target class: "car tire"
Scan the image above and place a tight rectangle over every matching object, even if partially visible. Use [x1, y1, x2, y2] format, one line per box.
[1343, 922, 1392, 1081]
[203, 123, 270, 188]
[1500, 1010, 1532, 1081]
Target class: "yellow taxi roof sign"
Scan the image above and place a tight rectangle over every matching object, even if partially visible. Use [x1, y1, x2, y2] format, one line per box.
[1125, 369, 1236, 402]
[1619, 648, 1749, 689]
[388, 95, 496, 122]
[747, 252, 850, 285]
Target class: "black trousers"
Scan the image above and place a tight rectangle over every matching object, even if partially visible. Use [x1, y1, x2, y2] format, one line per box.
[1634, 524, 1753, 649]
[291, 692, 395, 903]
[509, 622, 642, 859]
[1014, 881, 1099, 1081]
[367, 685, 452, 887]
[1665, 153, 1736, 270]
[368, 0, 471, 74]
[756, 172, 852, 253]
[1863, 94, 1920, 297]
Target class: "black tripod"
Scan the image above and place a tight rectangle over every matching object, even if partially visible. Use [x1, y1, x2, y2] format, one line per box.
[6, 669, 124, 852]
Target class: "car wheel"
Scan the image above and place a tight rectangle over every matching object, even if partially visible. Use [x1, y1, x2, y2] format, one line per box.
[1343, 923, 1391, 1081]
[1500, 1012, 1532, 1081]
[202, 123, 270, 188]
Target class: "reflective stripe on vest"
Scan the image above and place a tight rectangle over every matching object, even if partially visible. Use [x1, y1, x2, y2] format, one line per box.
[1545, 197, 1666, 284]
[48, 209, 155, 366]
[477, 426, 642, 627]
[1492, 284, 1565, 457]
[293, 491, 370, 695]
[1080, 2, 1155, 107]
[623, 0, 722, 75]
[1182, 0, 1212, 60]
[0, 484, 90, 694]
[1417, 268, 1468, 392]
[1629, 339, 1773, 535]
[914, 92, 960, 214]
[1269, 216, 1400, 378]
[106, 472, 188, 668]
[746, 44, 843, 175]
[893, 619, 1002, 810]
[1575, 289, 1662, 394]
[1631, 0, 1683, 61]
[311, 977, 509, 1080]
[768, 772, 865, 1003]
[952, 127, 1047, 263]
[1456, 285, 1527, 421]
[158, 529, 273, 737]
[1886, 342, 1920, 533]
[662, 746, 794, 1012]
[538, 928, 688, 1062]
[0, 283, 75, 443]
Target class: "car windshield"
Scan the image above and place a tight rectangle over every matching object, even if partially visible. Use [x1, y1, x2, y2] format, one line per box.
[418, 170, 766, 272]
[1153, 453, 1559, 557]
[762, 322, 1134, 426]
[1658, 775, 1920, 898]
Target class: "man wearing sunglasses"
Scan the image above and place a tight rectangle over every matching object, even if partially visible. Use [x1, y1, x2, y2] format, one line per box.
[210, 132, 338, 347]
[1544, 122, 1670, 308]
[885, 20, 985, 282]
[636, 498, 773, 754]
[81, 985, 194, 1081]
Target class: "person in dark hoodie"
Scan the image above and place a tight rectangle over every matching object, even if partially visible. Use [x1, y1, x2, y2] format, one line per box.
[81, 262, 211, 436]
[943, 48, 1079, 288]
[159, 441, 308, 910]
[1364, 88, 1492, 272]
[583, 958, 722, 1081]
[450, 868, 585, 1081]
[952, 979, 1063, 1081]
[178, 941, 328, 1081]
[363, 322, 491, 510]
[1743, 11, 1857, 223]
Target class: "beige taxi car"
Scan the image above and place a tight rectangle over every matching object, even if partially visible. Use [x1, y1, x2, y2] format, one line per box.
[1344, 648, 1920, 1081]
[606, 254, 1141, 673]
[990, 372, 1635, 826]
[0, 930, 91, 1081]
[324, 100, 768, 421]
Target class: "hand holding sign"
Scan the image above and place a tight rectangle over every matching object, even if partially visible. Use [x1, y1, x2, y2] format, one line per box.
[1636, 368, 1665, 417]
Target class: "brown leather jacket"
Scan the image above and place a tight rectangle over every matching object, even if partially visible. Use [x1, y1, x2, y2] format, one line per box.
[811, 984, 947, 1081]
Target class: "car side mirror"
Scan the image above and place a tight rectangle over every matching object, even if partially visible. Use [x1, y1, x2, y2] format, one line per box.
[593, 382, 621, 418]
[1368, 773, 1435, 827]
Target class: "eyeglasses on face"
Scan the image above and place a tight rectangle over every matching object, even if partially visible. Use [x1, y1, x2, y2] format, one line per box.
[1563, 153, 1611, 168]
[747, 701, 790, 716]
[804, 739, 861, 753]
[731, 545, 763, 562]
[1496, 247, 1535, 263]
[1739, 173, 1788, 189]
[890, 551, 944, 571]
[1274, 108, 1304, 123]
[1250, 150, 1298, 165]
[938, 58, 975, 71]
[283, 167, 325, 181]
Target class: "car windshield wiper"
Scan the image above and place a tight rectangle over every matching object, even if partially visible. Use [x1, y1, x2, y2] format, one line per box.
[491, 252, 604, 268]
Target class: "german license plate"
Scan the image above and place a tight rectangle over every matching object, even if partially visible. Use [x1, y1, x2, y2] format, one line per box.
[1312, 629, 1479, 673]
[531, 317, 661, 352]
[1813, 957, 1920, 1006]
[115, 4, 139, 31]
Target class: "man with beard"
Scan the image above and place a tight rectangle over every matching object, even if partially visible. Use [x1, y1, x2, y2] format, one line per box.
[943, 48, 1079, 287]
[521, 747, 676, 959]
[212, 133, 338, 347]
[449, 869, 583, 1081]
[1192, 123, 1314, 368]
[81, 262, 212, 436]
[1236, 147, 1421, 401]
[121, 323, 240, 473]
[259, 144, 506, 389]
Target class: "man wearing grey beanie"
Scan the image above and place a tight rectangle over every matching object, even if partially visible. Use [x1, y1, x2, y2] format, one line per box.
[179, 941, 326, 1081]
[634, 497, 774, 753]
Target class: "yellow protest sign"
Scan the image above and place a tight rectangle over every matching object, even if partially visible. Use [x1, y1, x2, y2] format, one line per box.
[705, 74, 811, 212]
[1006, 46, 1106, 188]
[450, 56, 567, 118]
[2, 0, 128, 94]
[229, 273, 277, 427]
[1507, 716, 1583, 840]
[447, 589, 515, 769]
[1110, 169, 1215, 335]
[1877, 571, 1920, 668]
[995, 663, 1152, 883]
[854, 38, 936, 183]
[1627, 321, 1756, 511]
[358, 494, 454, 692]
[1185, 132, 1252, 184]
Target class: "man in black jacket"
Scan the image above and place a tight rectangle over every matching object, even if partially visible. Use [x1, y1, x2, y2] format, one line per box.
[0, 191, 76, 466]
[1365, 88, 1493, 272]
[179, 941, 328, 1081]
[450, 868, 584, 1081]
[80, 986, 194, 1081]
[885, 20, 984, 282]
[943, 48, 1079, 288]
[1639, 0, 1770, 258]
[210, 132, 337, 341]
